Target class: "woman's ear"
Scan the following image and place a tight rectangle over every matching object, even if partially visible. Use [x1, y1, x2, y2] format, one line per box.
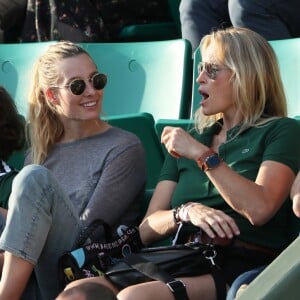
[45, 88, 58, 104]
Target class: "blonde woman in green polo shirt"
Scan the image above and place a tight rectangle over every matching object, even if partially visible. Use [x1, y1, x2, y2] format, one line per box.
[65, 27, 300, 300]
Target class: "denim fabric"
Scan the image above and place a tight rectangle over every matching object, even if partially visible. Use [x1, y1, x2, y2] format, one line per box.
[0, 165, 81, 300]
[226, 265, 266, 300]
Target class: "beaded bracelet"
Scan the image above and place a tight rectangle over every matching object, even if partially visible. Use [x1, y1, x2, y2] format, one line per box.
[173, 203, 195, 224]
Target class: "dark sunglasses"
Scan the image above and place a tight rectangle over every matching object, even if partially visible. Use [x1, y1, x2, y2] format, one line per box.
[54, 73, 107, 95]
[198, 62, 228, 80]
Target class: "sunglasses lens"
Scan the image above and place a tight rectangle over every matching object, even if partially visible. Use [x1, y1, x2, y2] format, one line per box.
[70, 80, 86, 95]
[93, 73, 107, 90]
[205, 63, 213, 78]
[199, 62, 216, 78]
[68, 73, 107, 95]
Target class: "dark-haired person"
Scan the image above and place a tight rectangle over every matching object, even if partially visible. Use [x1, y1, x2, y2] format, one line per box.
[0, 86, 25, 228]
[0, 86, 25, 273]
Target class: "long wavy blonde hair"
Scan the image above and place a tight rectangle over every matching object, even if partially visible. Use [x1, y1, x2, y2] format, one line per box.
[194, 27, 287, 134]
[27, 41, 90, 164]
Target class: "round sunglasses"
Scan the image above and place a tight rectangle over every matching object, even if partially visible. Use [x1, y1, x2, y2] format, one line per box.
[53, 73, 107, 95]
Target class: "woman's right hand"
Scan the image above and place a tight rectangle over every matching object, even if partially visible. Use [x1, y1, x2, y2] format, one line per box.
[187, 203, 240, 241]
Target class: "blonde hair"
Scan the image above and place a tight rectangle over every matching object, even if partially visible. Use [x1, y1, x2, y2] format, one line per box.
[194, 27, 287, 134]
[28, 41, 90, 164]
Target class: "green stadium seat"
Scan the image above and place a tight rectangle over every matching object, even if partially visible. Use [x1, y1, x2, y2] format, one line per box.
[190, 47, 202, 118]
[238, 235, 300, 300]
[190, 37, 300, 118]
[0, 41, 56, 116]
[81, 39, 192, 121]
[269, 38, 300, 118]
[118, 0, 181, 42]
[0, 39, 192, 121]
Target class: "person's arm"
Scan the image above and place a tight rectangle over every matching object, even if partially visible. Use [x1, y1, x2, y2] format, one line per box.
[161, 126, 296, 230]
[139, 178, 240, 245]
[139, 180, 176, 245]
[80, 142, 146, 228]
[291, 171, 300, 218]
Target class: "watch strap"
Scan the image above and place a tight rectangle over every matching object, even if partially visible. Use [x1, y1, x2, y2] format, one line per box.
[196, 149, 222, 171]
[196, 149, 216, 168]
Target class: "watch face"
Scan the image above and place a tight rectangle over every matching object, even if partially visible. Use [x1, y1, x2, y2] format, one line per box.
[204, 154, 222, 170]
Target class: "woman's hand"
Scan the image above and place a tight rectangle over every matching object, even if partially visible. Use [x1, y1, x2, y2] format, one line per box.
[161, 126, 206, 160]
[187, 203, 240, 242]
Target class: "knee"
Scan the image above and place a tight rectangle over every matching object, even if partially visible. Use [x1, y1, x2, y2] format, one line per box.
[14, 165, 51, 186]
[117, 285, 141, 300]
[11, 165, 55, 199]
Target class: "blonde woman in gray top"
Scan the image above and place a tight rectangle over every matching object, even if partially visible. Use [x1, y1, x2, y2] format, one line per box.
[0, 41, 146, 300]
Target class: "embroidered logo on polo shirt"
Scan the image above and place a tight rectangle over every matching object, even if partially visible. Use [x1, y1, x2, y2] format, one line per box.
[241, 148, 250, 154]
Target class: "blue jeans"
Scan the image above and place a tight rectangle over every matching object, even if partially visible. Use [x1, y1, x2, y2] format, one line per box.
[226, 265, 266, 300]
[0, 165, 81, 300]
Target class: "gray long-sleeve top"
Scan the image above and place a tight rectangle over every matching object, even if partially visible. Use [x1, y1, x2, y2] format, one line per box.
[25, 127, 146, 230]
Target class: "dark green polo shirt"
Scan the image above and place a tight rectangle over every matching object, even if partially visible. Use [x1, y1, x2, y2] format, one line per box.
[0, 161, 18, 209]
[159, 117, 300, 251]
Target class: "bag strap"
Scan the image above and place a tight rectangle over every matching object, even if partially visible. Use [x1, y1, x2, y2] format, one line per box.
[124, 253, 189, 300]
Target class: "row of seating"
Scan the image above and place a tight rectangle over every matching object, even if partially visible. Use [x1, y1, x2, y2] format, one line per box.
[119, 0, 181, 42]
[1, 37, 300, 298]
[1, 37, 300, 120]
[2, 37, 300, 190]
[0, 39, 192, 121]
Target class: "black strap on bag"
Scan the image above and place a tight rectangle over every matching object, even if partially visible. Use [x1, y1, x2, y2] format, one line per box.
[124, 253, 189, 300]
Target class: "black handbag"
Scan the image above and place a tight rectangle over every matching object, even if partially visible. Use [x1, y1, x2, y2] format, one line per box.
[105, 241, 218, 290]
[58, 221, 143, 288]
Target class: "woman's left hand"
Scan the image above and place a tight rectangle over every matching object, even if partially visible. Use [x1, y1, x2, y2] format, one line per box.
[187, 203, 240, 240]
